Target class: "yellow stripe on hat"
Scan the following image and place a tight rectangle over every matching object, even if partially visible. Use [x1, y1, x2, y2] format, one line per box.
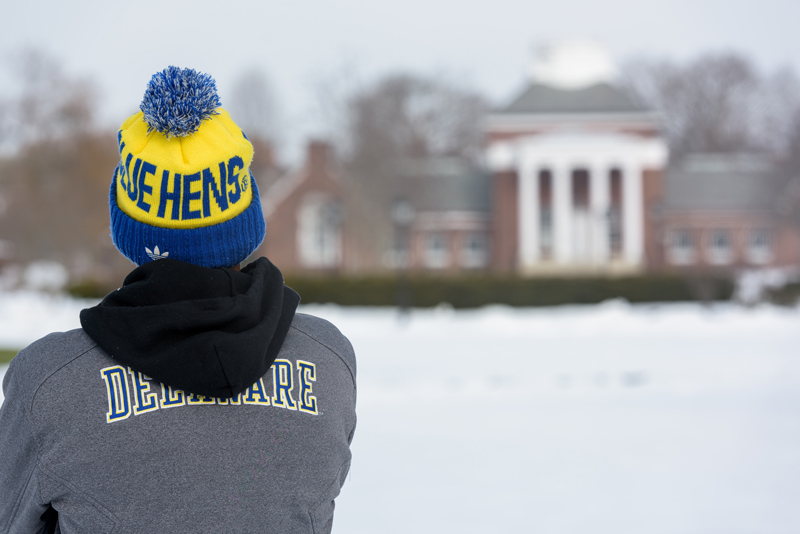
[115, 109, 254, 229]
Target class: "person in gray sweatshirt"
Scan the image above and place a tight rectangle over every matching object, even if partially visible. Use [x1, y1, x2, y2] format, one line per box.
[0, 67, 356, 534]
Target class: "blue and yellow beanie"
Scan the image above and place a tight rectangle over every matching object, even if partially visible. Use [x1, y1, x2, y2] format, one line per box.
[109, 66, 266, 268]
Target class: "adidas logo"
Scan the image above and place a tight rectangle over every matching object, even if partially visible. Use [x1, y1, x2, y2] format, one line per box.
[145, 246, 170, 261]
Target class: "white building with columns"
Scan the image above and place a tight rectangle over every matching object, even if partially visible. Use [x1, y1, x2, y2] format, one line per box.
[487, 40, 668, 274]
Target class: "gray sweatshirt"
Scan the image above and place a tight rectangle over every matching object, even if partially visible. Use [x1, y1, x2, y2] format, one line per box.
[0, 313, 357, 533]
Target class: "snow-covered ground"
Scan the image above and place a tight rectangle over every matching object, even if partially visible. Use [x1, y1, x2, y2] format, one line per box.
[2, 292, 800, 532]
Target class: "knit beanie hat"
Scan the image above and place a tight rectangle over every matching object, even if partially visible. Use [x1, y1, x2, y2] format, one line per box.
[109, 66, 266, 268]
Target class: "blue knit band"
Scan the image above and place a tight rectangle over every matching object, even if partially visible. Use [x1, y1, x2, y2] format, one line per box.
[109, 165, 266, 268]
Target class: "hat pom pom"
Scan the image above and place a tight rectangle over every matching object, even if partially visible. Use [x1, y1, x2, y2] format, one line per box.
[140, 66, 221, 138]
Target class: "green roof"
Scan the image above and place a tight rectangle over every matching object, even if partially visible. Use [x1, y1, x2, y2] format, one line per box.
[497, 82, 649, 115]
[665, 153, 784, 211]
[394, 158, 491, 213]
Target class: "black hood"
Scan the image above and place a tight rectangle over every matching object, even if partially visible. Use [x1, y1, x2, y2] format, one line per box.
[80, 257, 300, 399]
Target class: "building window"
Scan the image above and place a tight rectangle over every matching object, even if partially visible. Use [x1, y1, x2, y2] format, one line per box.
[609, 169, 623, 257]
[667, 229, 695, 265]
[423, 233, 450, 269]
[572, 169, 589, 209]
[707, 228, 733, 265]
[539, 169, 553, 259]
[460, 233, 488, 269]
[297, 193, 342, 268]
[608, 208, 622, 256]
[747, 228, 772, 264]
[540, 208, 553, 258]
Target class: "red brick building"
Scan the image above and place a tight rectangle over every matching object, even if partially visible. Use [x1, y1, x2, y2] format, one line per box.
[254, 141, 343, 274]
[386, 159, 491, 274]
[661, 153, 800, 272]
[257, 41, 800, 277]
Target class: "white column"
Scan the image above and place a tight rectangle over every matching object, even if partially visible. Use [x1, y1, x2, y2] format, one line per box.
[517, 163, 540, 269]
[590, 162, 610, 266]
[622, 161, 644, 266]
[552, 162, 572, 264]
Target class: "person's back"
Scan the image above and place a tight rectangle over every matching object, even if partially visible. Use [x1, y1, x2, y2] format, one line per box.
[1, 315, 355, 533]
[0, 67, 356, 533]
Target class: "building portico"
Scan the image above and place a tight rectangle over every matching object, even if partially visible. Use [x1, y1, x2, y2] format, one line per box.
[489, 132, 667, 274]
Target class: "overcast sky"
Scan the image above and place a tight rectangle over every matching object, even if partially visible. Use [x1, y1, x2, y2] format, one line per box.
[1, 0, 797, 162]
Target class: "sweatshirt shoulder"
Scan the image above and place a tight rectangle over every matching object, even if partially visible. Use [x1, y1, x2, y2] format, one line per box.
[289, 313, 356, 380]
[3, 329, 99, 397]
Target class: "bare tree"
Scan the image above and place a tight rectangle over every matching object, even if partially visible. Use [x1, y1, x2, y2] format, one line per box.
[0, 49, 97, 152]
[320, 71, 487, 271]
[752, 68, 800, 157]
[622, 53, 778, 155]
[0, 49, 129, 286]
[346, 73, 486, 165]
[226, 68, 281, 145]
[776, 107, 800, 227]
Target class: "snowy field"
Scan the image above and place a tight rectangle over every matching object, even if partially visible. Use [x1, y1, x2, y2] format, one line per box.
[2, 291, 800, 533]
